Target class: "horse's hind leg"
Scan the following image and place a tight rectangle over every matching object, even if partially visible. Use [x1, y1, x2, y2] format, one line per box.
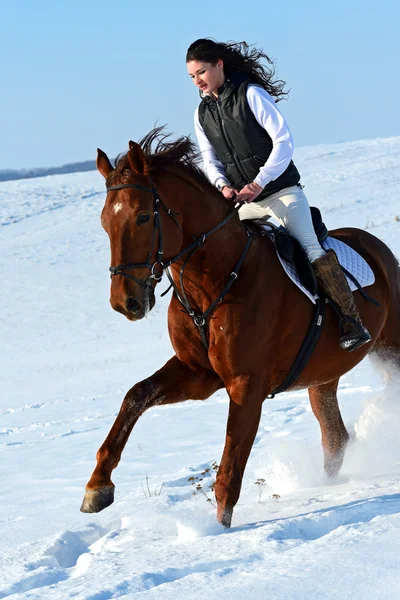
[308, 379, 349, 477]
[371, 290, 400, 382]
[370, 341, 400, 385]
[373, 258, 400, 376]
[81, 356, 222, 513]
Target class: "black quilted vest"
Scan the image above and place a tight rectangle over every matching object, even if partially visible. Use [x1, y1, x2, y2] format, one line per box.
[198, 71, 300, 200]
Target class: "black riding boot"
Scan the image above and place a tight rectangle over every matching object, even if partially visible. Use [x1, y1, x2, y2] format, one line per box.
[312, 250, 372, 352]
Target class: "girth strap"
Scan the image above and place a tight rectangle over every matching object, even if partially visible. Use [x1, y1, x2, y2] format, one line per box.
[267, 296, 326, 398]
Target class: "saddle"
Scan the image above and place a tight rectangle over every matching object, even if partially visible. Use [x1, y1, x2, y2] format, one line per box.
[244, 206, 328, 296]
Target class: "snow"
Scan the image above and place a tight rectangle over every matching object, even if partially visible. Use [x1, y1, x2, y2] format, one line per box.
[1, 136, 400, 599]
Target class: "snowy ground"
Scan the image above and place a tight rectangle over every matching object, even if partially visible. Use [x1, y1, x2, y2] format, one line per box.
[1, 137, 400, 599]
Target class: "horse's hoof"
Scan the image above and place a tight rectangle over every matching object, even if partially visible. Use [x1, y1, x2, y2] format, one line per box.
[324, 455, 345, 478]
[80, 485, 115, 513]
[217, 505, 233, 528]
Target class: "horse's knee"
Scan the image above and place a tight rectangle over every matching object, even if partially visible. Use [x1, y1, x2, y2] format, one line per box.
[123, 378, 159, 413]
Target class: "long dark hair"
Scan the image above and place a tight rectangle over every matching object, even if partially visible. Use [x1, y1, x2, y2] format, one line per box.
[186, 38, 288, 102]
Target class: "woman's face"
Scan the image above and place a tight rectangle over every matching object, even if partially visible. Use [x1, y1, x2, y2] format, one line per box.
[187, 60, 225, 95]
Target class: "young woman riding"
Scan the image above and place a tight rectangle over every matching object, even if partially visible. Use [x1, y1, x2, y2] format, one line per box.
[186, 38, 371, 352]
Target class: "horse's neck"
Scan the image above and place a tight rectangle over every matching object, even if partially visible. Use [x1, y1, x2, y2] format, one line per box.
[159, 169, 242, 244]
[158, 170, 249, 294]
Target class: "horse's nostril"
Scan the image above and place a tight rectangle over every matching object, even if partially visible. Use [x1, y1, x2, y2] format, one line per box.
[126, 297, 142, 314]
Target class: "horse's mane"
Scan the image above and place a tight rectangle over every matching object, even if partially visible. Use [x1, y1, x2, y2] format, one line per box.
[109, 126, 217, 194]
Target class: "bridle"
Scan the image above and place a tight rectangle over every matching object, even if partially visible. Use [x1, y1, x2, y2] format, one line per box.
[106, 179, 253, 347]
[106, 182, 176, 290]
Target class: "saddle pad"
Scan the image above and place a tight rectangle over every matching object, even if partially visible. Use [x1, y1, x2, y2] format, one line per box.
[276, 235, 375, 304]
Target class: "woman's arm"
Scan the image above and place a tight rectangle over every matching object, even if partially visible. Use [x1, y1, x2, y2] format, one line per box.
[246, 85, 294, 188]
[194, 107, 231, 190]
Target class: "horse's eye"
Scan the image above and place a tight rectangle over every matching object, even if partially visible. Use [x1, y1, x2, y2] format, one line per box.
[137, 213, 150, 225]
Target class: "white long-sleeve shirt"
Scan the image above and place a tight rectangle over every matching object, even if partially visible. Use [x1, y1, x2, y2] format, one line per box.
[194, 85, 295, 190]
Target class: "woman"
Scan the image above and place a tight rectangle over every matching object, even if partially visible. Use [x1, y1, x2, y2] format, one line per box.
[186, 38, 371, 352]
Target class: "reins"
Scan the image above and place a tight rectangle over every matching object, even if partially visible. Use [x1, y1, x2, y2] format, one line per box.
[106, 180, 253, 348]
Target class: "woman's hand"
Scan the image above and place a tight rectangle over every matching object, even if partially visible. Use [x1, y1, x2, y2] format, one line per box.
[221, 186, 237, 200]
[236, 182, 263, 203]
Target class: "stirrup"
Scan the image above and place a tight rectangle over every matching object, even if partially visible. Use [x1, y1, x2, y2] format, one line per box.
[339, 317, 372, 352]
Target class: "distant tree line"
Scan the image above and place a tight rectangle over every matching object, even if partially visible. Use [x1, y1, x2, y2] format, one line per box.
[0, 159, 110, 182]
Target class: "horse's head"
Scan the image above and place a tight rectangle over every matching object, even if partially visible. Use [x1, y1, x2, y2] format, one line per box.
[98, 141, 183, 321]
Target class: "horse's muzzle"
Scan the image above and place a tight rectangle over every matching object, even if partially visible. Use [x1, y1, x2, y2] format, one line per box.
[123, 291, 155, 320]
[126, 296, 142, 314]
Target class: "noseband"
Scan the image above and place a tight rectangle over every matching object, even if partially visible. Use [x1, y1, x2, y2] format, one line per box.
[106, 179, 252, 347]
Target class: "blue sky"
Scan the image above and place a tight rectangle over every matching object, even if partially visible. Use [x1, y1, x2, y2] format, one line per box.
[0, 0, 398, 169]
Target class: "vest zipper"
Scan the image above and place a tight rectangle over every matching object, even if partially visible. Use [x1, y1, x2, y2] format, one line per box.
[216, 100, 250, 184]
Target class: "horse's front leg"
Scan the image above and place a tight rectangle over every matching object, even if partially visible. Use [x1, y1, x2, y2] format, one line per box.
[214, 379, 263, 528]
[81, 356, 222, 513]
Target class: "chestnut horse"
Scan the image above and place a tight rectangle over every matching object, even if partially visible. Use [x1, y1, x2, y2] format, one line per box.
[81, 129, 400, 527]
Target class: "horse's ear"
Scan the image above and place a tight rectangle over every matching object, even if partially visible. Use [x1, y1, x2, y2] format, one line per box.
[128, 141, 149, 175]
[97, 148, 113, 179]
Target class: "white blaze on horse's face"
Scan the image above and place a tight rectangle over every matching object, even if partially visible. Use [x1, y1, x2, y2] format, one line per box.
[114, 202, 123, 215]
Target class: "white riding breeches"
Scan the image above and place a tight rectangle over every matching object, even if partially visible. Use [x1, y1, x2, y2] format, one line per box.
[238, 185, 325, 263]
